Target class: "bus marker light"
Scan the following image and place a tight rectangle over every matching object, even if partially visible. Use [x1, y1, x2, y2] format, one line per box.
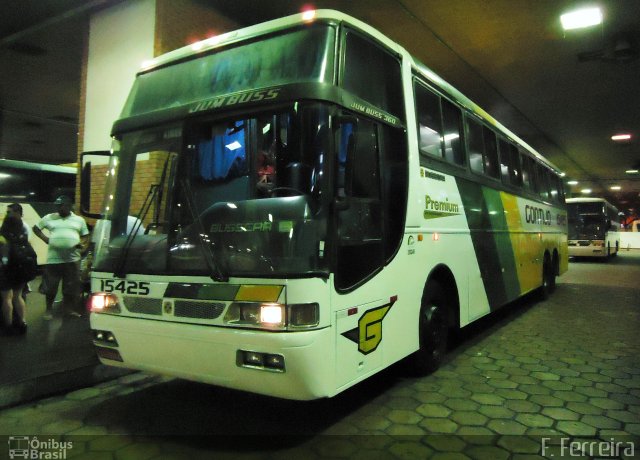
[417, 234, 423, 242]
[432, 232, 440, 241]
[301, 10, 316, 22]
[348, 307, 358, 316]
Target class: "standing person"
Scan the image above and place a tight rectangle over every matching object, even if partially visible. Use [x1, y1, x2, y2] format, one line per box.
[0, 203, 37, 335]
[33, 196, 90, 320]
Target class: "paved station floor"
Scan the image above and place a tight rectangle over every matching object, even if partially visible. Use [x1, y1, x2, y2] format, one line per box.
[0, 279, 128, 409]
[0, 252, 639, 459]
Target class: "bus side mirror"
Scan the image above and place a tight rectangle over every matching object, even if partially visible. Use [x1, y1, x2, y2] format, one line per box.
[81, 151, 111, 219]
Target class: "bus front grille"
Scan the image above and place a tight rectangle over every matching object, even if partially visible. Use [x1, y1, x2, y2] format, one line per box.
[174, 300, 225, 319]
[123, 297, 163, 315]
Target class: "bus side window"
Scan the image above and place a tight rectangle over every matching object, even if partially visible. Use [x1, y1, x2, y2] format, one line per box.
[467, 118, 484, 174]
[442, 99, 465, 166]
[343, 29, 404, 119]
[549, 172, 561, 203]
[482, 127, 499, 179]
[509, 144, 523, 187]
[521, 154, 532, 191]
[415, 83, 443, 160]
[537, 164, 550, 201]
[498, 138, 511, 184]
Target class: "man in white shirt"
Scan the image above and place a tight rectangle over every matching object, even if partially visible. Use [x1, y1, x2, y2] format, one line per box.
[33, 195, 90, 319]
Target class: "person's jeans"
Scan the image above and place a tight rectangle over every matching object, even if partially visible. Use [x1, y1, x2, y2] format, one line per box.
[44, 262, 81, 314]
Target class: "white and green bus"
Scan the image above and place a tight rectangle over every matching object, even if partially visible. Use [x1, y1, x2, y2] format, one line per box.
[87, 10, 567, 400]
[567, 197, 620, 258]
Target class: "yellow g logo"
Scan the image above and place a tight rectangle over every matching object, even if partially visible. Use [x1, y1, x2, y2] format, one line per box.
[342, 297, 397, 355]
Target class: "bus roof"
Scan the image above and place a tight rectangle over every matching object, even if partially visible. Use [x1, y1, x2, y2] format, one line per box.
[566, 197, 618, 210]
[0, 158, 76, 174]
[566, 197, 610, 203]
[135, 9, 561, 175]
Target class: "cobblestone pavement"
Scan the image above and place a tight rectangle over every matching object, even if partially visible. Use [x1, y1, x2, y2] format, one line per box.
[0, 253, 639, 459]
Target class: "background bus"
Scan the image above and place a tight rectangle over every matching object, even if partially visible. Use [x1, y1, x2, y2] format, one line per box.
[0, 159, 76, 265]
[567, 197, 620, 258]
[85, 10, 567, 400]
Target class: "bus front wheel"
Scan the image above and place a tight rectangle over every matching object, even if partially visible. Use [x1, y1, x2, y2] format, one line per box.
[408, 280, 448, 375]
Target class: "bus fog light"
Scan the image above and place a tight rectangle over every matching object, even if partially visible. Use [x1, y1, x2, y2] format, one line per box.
[237, 350, 285, 372]
[264, 354, 285, 370]
[243, 351, 264, 366]
[289, 303, 319, 328]
[93, 329, 119, 346]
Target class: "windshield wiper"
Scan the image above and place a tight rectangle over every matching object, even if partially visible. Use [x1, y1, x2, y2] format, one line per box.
[114, 183, 158, 278]
[114, 155, 172, 277]
[180, 178, 229, 282]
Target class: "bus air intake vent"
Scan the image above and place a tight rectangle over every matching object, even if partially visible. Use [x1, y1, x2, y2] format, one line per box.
[123, 297, 163, 315]
[174, 300, 225, 319]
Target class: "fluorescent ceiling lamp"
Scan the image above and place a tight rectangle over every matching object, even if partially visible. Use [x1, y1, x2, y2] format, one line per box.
[610, 185, 621, 191]
[581, 189, 592, 194]
[611, 133, 632, 141]
[567, 180, 579, 185]
[561, 7, 602, 30]
[625, 169, 639, 174]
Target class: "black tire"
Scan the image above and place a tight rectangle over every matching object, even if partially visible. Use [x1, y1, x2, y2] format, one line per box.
[538, 255, 555, 300]
[407, 280, 448, 375]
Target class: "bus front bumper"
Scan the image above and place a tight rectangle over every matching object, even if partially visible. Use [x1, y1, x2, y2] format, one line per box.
[90, 313, 334, 400]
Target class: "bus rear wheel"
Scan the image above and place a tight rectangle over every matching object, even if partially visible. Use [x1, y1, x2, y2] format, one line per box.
[408, 280, 448, 375]
[539, 255, 555, 300]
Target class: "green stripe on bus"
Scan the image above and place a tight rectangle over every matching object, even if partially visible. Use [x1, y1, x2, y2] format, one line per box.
[456, 178, 521, 309]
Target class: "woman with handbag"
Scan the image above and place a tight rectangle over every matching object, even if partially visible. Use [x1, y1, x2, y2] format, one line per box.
[1, 203, 37, 335]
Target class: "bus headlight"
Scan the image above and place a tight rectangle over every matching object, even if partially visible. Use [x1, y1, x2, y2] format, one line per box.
[224, 302, 283, 328]
[223, 302, 318, 329]
[89, 293, 121, 314]
[260, 303, 284, 325]
[289, 303, 319, 328]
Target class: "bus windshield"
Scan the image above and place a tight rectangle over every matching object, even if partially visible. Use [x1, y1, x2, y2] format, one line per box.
[92, 102, 331, 278]
[567, 202, 607, 240]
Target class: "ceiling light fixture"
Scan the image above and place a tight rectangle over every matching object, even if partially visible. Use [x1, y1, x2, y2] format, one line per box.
[567, 180, 579, 185]
[611, 133, 632, 141]
[610, 185, 621, 191]
[626, 169, 639, 174]
[561, 7, 603, 30]
[581, 189, 592, 194]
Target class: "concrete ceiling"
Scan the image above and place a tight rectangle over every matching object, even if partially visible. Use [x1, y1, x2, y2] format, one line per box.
[1, 0, 639, 215]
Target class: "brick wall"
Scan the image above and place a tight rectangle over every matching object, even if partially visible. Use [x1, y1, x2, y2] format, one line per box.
[78, 1, 240, 226]
[154, 0, 239, 55]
